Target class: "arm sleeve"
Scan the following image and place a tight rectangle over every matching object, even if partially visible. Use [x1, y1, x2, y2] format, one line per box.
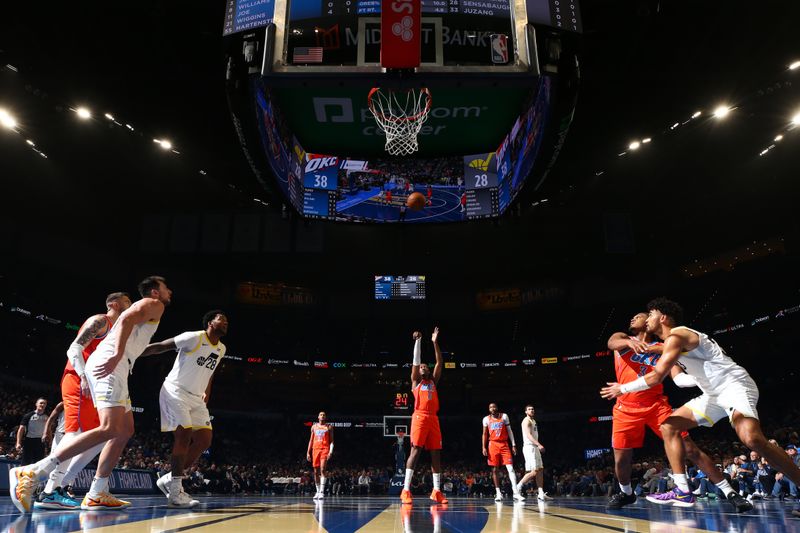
[482, 416, 489, 428]
[67, 342, 86, 377]
[174, 331, 202, 353]
[671, 372, 697, 388]
[504, 416, 516, 446]
[412, 338, 422, 365]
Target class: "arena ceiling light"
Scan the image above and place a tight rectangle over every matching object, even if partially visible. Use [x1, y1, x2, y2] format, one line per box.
[0, 108, 18, 130]
[104, 113, 115, 120]
[713, 105, 732, 119]
[75, 107, 91, 120]
[774, 134, 783, 142]
[791, 111, 800, 126]
[628, 141, 641, 150]
[642, 137, 652, 144]
[153, 138, 173, 150]
[790, 60, 800, 70]
[691, 111, 702, 119]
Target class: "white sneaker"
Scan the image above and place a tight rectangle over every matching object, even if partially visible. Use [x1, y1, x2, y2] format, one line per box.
[312, 492, 322, 500]
[692, 488, 702, 495]
[156, 473, 172, 498]
[494, 493, 503, 502]
[513, 493, 526, 502]
[538, 493, 553, 501]
[168, 490, 199, 508]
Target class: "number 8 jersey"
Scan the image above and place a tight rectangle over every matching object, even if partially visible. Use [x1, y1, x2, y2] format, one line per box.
[165, 331, 227, 396]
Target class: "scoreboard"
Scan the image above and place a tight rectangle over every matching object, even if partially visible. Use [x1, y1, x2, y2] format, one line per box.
[375, 276, 427, 300]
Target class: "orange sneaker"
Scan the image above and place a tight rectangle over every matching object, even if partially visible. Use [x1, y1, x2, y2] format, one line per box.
[9, 467, 37, 513]
[81, 492, 132, 511]
[429, 489, 448, 504]
[400, 489, 413, 505]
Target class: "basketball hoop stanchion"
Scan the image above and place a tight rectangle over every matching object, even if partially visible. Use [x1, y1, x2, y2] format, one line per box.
[368, 87, 432, 156]
[394, 429, 407, 475]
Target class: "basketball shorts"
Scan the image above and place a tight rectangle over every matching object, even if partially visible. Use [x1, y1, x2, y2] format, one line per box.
[523, 445, 543, 471]
[487, 441, 513, 466]
[312, 448, 330, 468]
[611, 396, 674, 449]
[86, 360, 132, 412]
[61, 370, 100, 432]
[410, 412, 442, 450]
[683, 377, 759, 427]
[159, 382, 212, 432]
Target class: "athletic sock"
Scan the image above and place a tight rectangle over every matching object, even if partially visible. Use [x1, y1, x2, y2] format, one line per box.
[506, 465, 518, 492]
[88, 476, 109, 498]
[538, 487, 545, 496]
[62, 442, 106, 487]
[672, 473, 690, 493]
[320, 476, 326, 493]
[169, 475, 184, 495]
[619, 483, 633, 495]
[432, 473, 441, 491]
[403, 469, 414, 491]
[32, 455, 59, 478]
[715, 479, 735, 497]
[315, 483, 320, 493]
[496, 487, 503, 497]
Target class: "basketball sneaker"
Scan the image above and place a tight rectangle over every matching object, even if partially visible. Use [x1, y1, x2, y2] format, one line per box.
[9, 467, 37, 513]
[156, 472, 172, 497]
[400, 489, 413, 505]
[81, 492, 132, 511]
[513, 492, 526, 502]
[494, 493, 503, 502]
[430, 489, 448, 504]
[537, 492, 553, 502]
[607, 491, 636, 509]
[34, 487, 80, 510]
[726, 491, 754, 513]
[313, 491, 324, 500]
[168, 490, 200, 508]
[646, 487, 696, 507]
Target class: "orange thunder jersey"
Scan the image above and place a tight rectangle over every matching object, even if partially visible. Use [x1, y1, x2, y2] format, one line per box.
[485, 414, 509, 442]
[64, 316, 112, 374]
[311, 423, 331, 450]
[412, 379, 439, 415]
[615, 341, 664, 402]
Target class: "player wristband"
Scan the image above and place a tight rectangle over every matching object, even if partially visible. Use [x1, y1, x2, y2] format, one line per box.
[620, 376, 650, 394]
[412, 338, 421, 365]
[672, 372, 697, 388]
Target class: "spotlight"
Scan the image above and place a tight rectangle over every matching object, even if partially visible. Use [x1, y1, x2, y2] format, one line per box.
[628, 141, 641, 150]
[104, 113, 115, 120]
[713, 105, 731, 119]
[792, 112, 800, 126]
[0, 108, 17, 130]
[790, 60, 800, 71]
[153, 138, 173, 150]
[774, 134, 783, 142]
[75, 107, 91, 120]
[691, 111, 701, 119]
[642, 137, 651, 144]
[26, 139, 34, 146]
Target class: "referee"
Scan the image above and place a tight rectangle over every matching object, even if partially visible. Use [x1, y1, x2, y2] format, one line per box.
[16, 398, 48, 464]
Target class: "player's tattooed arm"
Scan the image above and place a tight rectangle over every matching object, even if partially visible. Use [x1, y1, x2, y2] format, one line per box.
[73, 315, 108, 347]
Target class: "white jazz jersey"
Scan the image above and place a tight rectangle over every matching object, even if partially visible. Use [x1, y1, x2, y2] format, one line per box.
[672, 326, 753, 394]
[522, 417, 539, 446]
[90, 318, 160, 374]
[164, 331, 226, 396]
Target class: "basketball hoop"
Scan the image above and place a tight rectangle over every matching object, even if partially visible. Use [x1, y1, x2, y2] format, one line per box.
[368, 87, 432, 156]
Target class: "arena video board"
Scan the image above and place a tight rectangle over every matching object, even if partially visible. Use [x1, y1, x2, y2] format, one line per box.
[375, 275, 426, 300]
[253, 78, 551, 223]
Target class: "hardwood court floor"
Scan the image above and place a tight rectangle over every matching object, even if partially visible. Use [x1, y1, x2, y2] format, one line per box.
[1, 495, 799, 532]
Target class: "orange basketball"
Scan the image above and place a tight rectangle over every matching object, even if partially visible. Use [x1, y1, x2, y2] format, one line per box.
[406, 191, 426, 211]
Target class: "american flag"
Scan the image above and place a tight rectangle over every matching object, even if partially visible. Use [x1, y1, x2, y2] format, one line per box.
[293, 47, 323, 63]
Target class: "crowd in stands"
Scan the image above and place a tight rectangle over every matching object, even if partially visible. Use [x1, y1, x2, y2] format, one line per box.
[2, 381, 799, 500]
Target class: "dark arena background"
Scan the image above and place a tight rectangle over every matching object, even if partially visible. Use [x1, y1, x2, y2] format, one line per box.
[2, 0, 800, 531]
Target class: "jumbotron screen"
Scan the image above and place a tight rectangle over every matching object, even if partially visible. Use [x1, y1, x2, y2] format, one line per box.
[375, 276, 427, 301]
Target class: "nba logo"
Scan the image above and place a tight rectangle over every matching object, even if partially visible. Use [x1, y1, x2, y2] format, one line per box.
[490, 34, 508, 64]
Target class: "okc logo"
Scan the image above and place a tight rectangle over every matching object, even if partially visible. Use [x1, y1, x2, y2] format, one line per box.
[393, 16, 414, 42]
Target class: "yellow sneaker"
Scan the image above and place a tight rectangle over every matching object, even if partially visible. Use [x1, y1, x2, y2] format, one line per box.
[9, 467, 37, 513]
[81, 492, 132, 511]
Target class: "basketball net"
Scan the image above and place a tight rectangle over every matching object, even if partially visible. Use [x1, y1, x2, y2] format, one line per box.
[368, 87, 432, 156]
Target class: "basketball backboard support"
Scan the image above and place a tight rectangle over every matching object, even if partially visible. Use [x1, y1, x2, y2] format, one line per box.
[267, 0, 536, 75]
